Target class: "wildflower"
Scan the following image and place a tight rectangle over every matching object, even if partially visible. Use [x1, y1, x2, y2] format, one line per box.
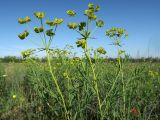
[85, 9, 94, 15]
[2, 74, 7, 77]
[12, 95, 16, 99]
[78, 22, 86, 31]
[118, 50, 125, 56]
[53, 18, 64, 25]
[18, 18, 26, 24]
[18, 16, 31, 24]
[106, 28, 127, 38]
[96, 20, 104, 27]
[45, 20, 54, 26]
[131, 107, 139, 117]
[95, 5, 100, 12]
[97, 47, 106, 54]
[34, 12, 45, 19]
[24, 16, 31, 22]
[67, 23, 78, 29]
[89, 14, 97, 20]
[34, 27, 44, 33]
[85, 10, 97, 20]
[66, 10, 76, 16]
[88, 3, 94, 10]
[46, 29, 55, 36]
[76, 39, 86, 49]
[18, 30, 29, 40]
[21, 49, 35, 59]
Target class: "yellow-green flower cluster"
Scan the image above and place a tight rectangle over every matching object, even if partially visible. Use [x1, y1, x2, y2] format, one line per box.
[46, 18, 63, 26]
[97, 47, 106, 54]
[118, 50, 125, 56]
[106, 28, 128, 37]
[67, 23, 78, 29]
[34, 27, 44, 33]
[18, 30, 29, 40]
[66, 10, 76, 16]
[18, 16, 31, 24]
[76, 39, 86, 49]
[46, 29, 55, 36]
[21, 49, 35, 59]
[73, 57, 81, 62]
[85, 3, 100, 20]
[149, 70, 159, 78]
[78, 22, 86, 31]
[34, 12, 45, 19]
[96, 20, 104, 27]
[12, 95, 16, 99]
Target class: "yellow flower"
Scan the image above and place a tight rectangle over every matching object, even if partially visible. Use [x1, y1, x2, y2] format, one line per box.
[34, 12, 45, 19]
[18, 16, 31, 24]
[53, 18, 64, 25]
[12, 95, 16, 99]
[96, 20, 104, 27]
[18, 30, 29, 40]
[67, 23, 78, 29]
[66, 10, 76, 16]
[34, 27, 44, 33]
[76, 39, 86, 49]
[46, 29, 55, 36]
[24, 16, 31, 22]
[97, 47, 106, 54]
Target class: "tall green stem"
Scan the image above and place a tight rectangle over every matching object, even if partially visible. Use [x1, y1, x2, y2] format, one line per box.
[85, 41, 103, 119]
[46, 50, 69, 120]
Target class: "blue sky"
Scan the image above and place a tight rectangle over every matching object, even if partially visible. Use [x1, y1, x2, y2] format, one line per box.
[0, 0, 160, 57]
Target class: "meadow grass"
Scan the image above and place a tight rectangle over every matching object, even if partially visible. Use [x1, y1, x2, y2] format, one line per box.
[0, 61, 160, 120]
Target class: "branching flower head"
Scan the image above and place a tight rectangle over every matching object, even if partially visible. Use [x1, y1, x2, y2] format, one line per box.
[106, 28, 128, 47]
[66, 10, 76, 16]
[85, 10, 97, 20]
[97, 47, 107, 54]
[96, 20, 104, 27]
[34, 12, 45, 19]
[18, 16, 31, 24]
[67, 23, 78, 29]
[106, 28, 128, 38]
[46, 29, 55, 37]
[88, 4, 100, 12]
[84, 3, 100, 20]
[45, 20, 54, 26]
[78, 22, 86, 31]
[53, 18, 64, 26]
[18, 30, 29, 40]
[45, 18, 63, 26]
[34, 27, 44, 33]
[21, 49, 35, 59]
[76, 39, 86, 49]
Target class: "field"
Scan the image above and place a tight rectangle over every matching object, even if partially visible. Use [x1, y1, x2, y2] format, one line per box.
[0, 60, 160, 120]
[0, 3, 160, 120]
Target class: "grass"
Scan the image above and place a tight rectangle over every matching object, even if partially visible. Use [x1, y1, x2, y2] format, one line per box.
[0, 60, 160, 120]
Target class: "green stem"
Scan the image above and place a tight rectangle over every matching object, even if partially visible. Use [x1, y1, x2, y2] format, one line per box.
[85, 41, 103, 119]
[118, 56, 126, 120]
[46, 50, 69, 120]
